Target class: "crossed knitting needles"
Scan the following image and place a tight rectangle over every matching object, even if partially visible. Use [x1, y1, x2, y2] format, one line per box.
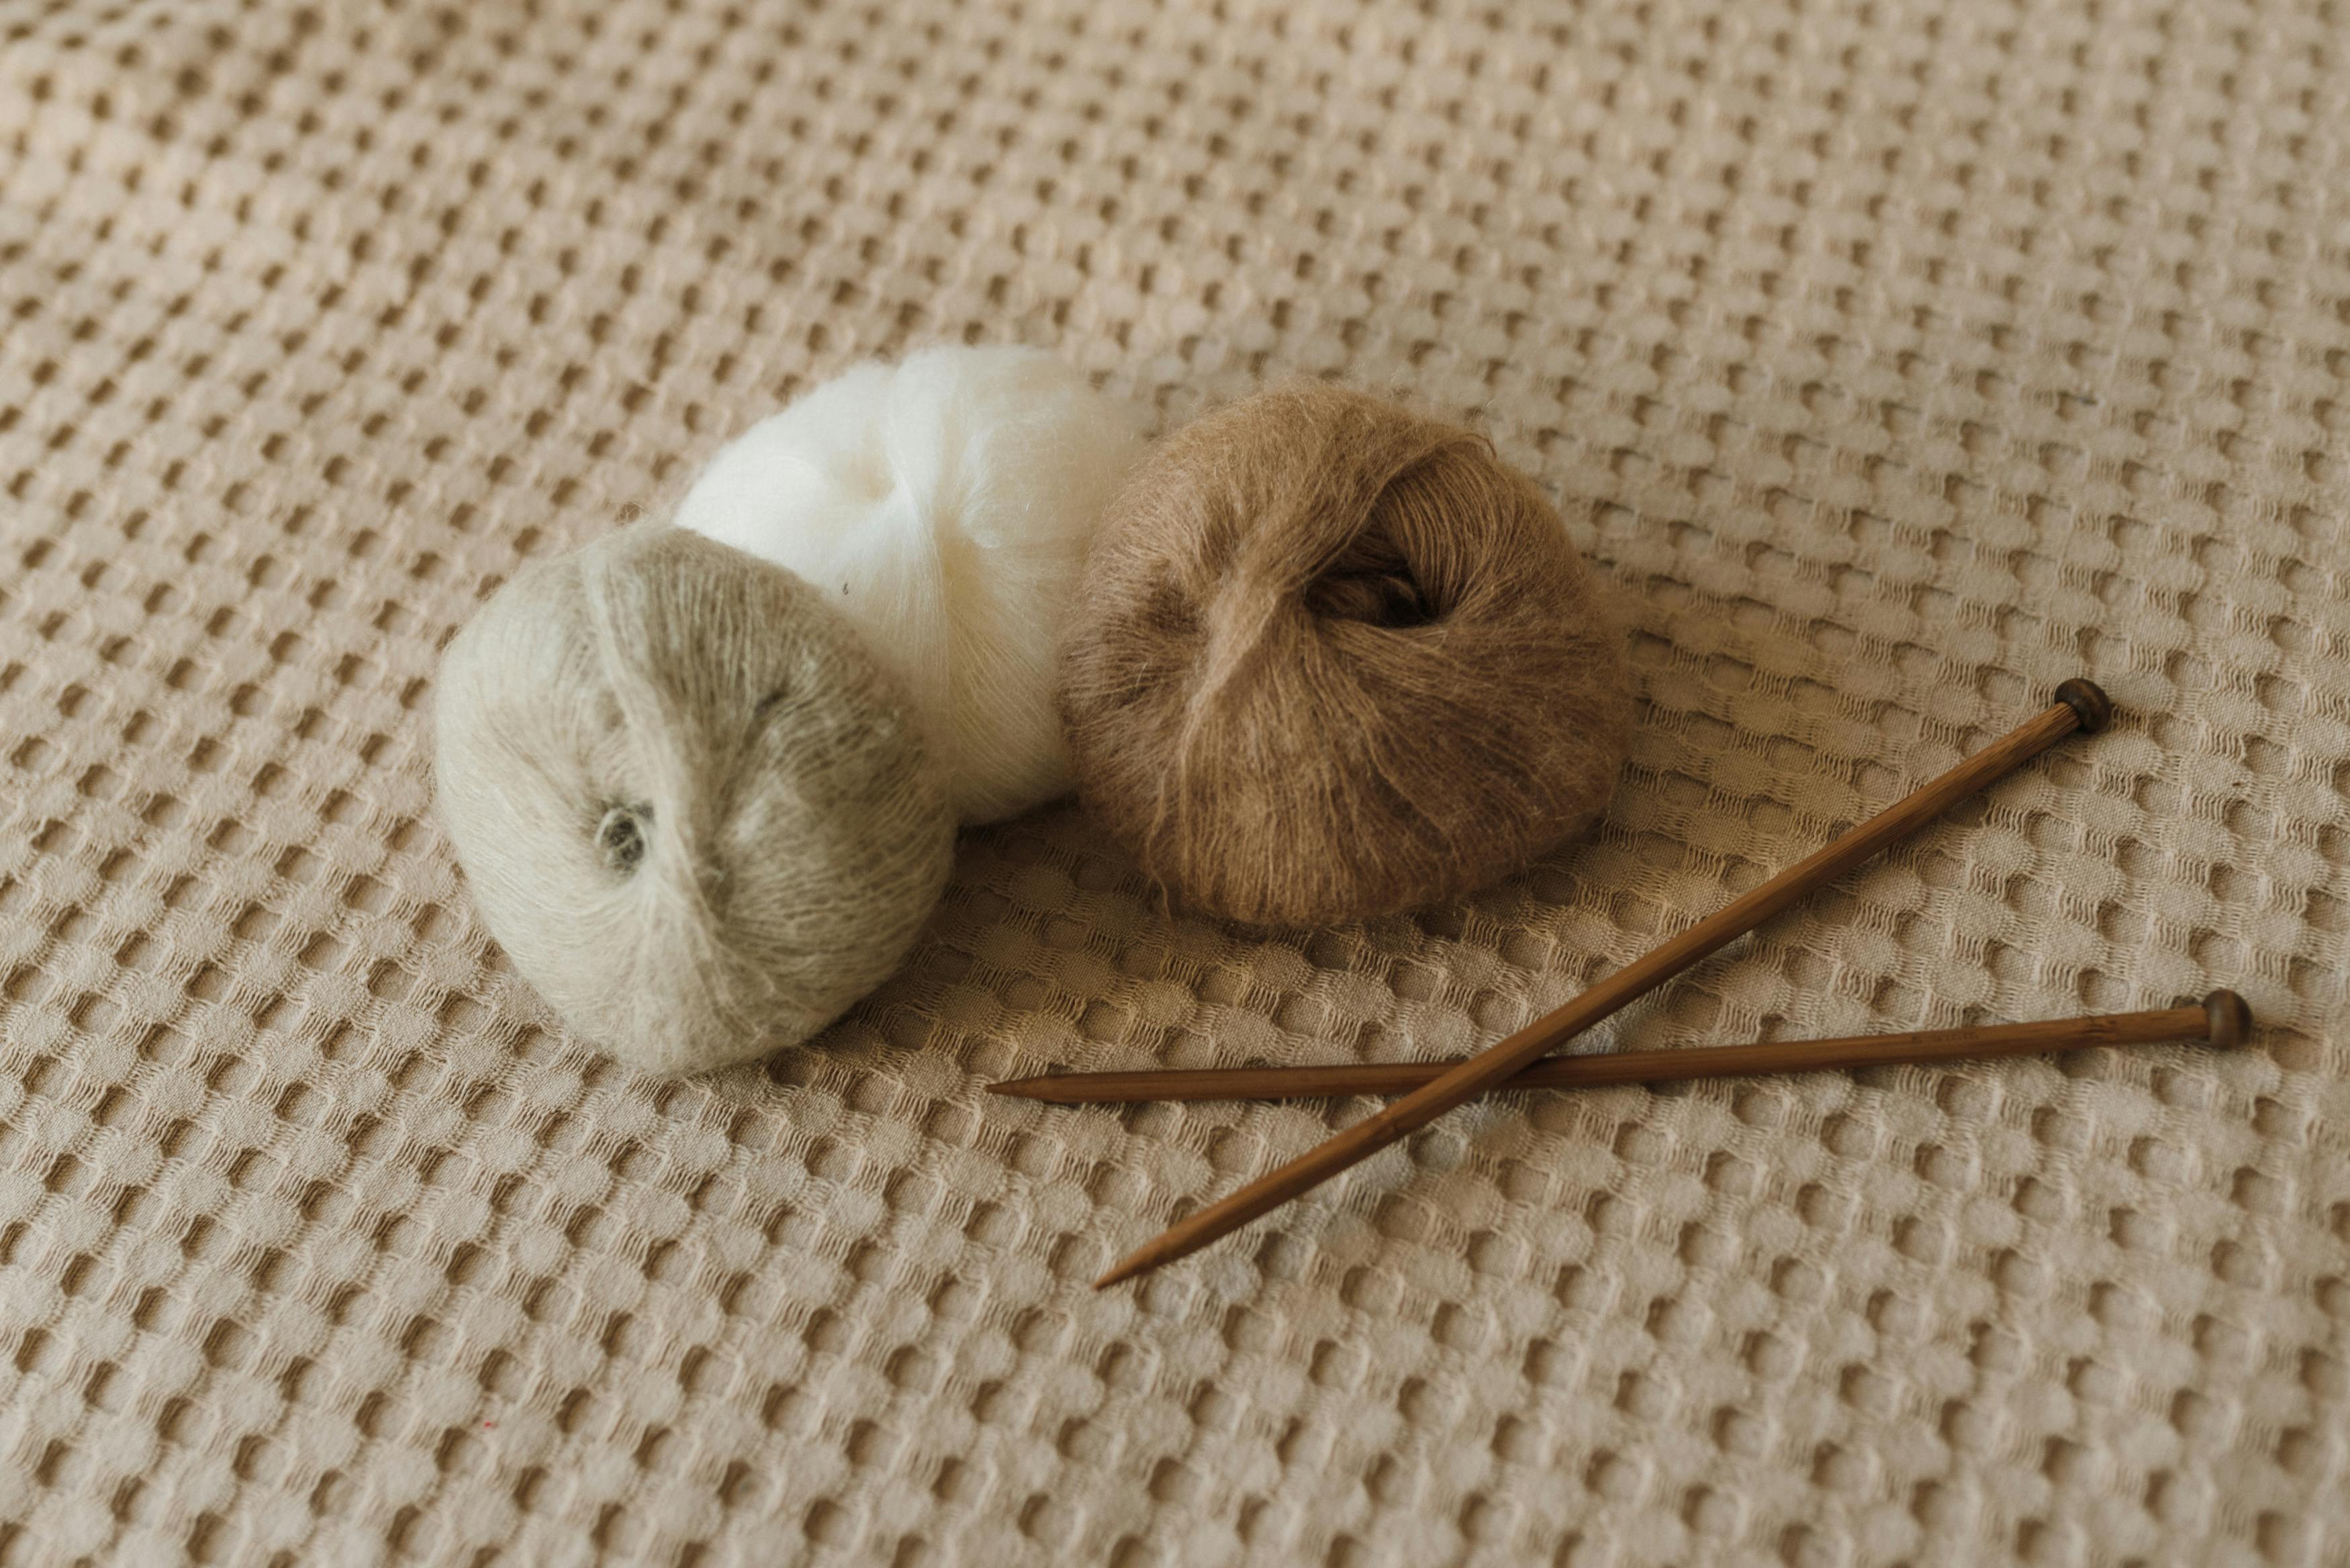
[986, 679, 2255, 1287]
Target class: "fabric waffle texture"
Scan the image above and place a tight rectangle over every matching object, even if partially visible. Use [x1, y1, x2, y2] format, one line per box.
[0, 1, 2342, 1565]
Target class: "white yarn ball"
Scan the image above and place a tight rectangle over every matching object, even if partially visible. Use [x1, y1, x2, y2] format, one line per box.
[434, 523, 955, 1075]
[674, 344, 1144, 824]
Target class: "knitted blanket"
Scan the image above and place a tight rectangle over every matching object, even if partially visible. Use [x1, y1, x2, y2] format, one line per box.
[0, 1, 2342, 1563]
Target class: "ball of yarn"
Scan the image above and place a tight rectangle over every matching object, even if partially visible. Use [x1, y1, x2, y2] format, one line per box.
[434, 523, 955, 1074]
[674, 344, 1143, 824]
[1058, 383, 1632, 928]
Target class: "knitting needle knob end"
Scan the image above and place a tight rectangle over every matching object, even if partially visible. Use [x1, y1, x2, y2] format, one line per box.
[2202, 989, 2251, 1049]
[2055, 677, 2113, 732]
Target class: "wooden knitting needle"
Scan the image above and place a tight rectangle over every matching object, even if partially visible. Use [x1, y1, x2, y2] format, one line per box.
[993, 991, 2248, 1104]
[1093, 678, 2115, 1287]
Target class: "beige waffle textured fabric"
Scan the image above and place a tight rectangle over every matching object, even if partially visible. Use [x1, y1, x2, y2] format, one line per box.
[0, 2, 2343, 1564]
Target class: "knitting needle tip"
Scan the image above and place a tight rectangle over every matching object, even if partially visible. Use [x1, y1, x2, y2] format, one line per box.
[1092, 1254, 1152, 1290]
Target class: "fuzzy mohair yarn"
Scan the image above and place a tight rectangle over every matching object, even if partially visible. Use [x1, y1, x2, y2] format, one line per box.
[674, 344, 1143, 824]
[1058, 383, 1633, 928]
[434, 524, 955, 1074]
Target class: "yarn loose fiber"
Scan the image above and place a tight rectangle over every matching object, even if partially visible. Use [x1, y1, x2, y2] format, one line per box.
[675, 345, 1143, 824]
[435, 524, 955, 1074]
[1059, 383, 1632, 928]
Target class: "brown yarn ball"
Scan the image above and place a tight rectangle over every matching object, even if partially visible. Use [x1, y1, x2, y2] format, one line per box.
[1058, 382, 1632, 927]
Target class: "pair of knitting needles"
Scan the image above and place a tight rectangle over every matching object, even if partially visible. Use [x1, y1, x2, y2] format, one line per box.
[988, 679, 2253, 1287]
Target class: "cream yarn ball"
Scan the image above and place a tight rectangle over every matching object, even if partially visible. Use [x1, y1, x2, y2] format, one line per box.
[674, 344, 1144, 824]
[434, 523, 955, 1075]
